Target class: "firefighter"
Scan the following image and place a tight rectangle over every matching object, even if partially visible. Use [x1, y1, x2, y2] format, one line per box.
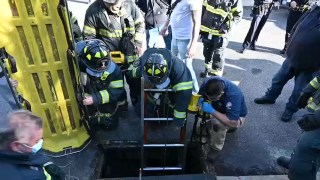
[75, 39, 125, 130]
[69, 11, 82, 42]
[277, 76, 320, 180]
[125, 48, 193, 127]
[240, 0, 275, 53]
[82, 0, 146, 113]
[0, 110, 66, 180]
[199, 0, 243, 77]
[197, 77, 247, 162]
[280, 0, 309, 54]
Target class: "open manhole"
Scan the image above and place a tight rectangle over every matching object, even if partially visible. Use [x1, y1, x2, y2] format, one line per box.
[96, 142, 206, 178]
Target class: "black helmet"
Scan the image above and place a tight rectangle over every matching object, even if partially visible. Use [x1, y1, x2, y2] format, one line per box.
[143, 53, 169, 86]
[75, 39, 111, 73]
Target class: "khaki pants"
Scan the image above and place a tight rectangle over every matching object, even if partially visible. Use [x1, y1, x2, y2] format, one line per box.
[196, 117, 245, 152]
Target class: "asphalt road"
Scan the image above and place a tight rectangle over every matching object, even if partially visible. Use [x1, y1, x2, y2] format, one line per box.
[0, 3, 306, 179]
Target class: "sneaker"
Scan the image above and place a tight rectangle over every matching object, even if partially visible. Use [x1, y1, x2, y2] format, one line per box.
[281, 110, 293, 122]
[254, 96, 276, 104]
[277, 156, 290, 169]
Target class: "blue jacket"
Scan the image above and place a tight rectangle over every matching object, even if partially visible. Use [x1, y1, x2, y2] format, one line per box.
[199, 76, 247, 120]
[0, 151, 52, 180]
[287, 6, 320, 72]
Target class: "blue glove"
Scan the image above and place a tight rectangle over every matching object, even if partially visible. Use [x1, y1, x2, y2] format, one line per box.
[173, 117, 185, 127]
[198, 98, 204, 105]
[202, 102, 215, 114]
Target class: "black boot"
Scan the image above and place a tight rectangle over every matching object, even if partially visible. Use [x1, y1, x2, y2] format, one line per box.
[200, 69, 208, 78]
[254, 95, 276, 104]
[239, 48, 246, 54]
[281, 110, 293, 122]
[119, 104, 128, 119]
[277, 156, 290, 169]
[250, 46, 256, 51]
[280, 48, 286, 54]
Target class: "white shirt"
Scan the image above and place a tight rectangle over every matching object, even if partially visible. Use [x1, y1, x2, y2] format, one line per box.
[170, 0, 202, 39]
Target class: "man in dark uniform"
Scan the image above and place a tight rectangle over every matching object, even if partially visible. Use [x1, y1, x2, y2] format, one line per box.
[126, 48, 193, 127]
[280, 0, 309, 54]
[200, 0, 243, 77]
[76, 39, 125, 130]
[254, 4, 320, 122]
[240, 0, 274, 53]
[0, 110, 65, 180]
[83, 0, 146, 116]
[197, 77, 247, 162]
[136, 0, 172, 49]
[277, 76, 320, 180]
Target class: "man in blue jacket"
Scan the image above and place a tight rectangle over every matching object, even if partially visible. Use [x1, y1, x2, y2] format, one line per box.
[254, 4, 320, 122]
[0, 110, 65, 180]
[198, 77, 247, 162]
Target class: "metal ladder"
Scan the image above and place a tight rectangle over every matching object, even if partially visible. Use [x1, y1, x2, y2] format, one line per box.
[140, 77, 188, 175]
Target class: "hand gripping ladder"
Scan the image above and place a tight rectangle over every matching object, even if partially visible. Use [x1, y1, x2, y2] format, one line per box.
[140, 77, 188, 175]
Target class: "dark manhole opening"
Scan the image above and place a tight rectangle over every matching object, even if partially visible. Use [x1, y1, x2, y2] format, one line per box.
[98, 142, 205, 178]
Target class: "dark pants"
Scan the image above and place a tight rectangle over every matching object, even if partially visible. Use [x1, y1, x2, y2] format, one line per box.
[203, 36, 229, 72]
[284, 10, 304, 49]
[264, 58, 314, 113]
[242, 11, 271, 49]
[146, 26, 172, 50]
[288, 129, 320, 180]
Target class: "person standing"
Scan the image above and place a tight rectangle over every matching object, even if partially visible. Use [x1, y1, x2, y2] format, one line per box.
[0, 110, 65, 180]
[254, 4, 320, 122]
[160, 0, 202, 93]
[240, 0, 274, 53]
[136, 0, 172, 50]
[280, 0, 309, 54]
[83, 0, 146, 116]
[199, 0, 243, 77]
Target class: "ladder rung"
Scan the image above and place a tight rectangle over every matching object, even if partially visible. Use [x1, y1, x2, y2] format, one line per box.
[144, 118, 174, 121]
[144, 89, 174, 92]
[143, 167, 182, 171]
[143, 144, 184, 147]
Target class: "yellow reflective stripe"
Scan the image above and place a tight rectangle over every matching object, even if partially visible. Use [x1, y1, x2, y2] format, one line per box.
[134, 18, 144, 24]
[200, 25, 222, 36]
[43, 168, 52, 180]
[310, 77, 320, 89]
[109, 80, 124, 88]
[71, 15, 77, 23]
[101, 71, 110, 80]
[99, 29, 122, 38]
[99, 90, 109, 104]
[231, 7, 238, 13]
[127, 55, 139, 63]
[133, 68, 137, 78]
[83, 25, 96, 34]
[134, 33, 144, 41]
[126, 27, 134, 31]
[100, 113, 113, 117]
[172, 81, 193, 92]
[174, 110, 186, 118]
[204, 3, 228, 17]
[307, 102, 320, 111]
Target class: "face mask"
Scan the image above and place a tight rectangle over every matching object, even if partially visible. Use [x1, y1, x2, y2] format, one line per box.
[22, 139, 43, 153]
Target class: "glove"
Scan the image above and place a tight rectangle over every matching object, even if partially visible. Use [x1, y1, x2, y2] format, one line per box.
[44, 163, 66, 180]
[297, 114, 320, 131]
[297, 93, 312, 109]
[198, 98, 204, 105]
[202, 102, 215, 115]
[173, 117, 185, 127]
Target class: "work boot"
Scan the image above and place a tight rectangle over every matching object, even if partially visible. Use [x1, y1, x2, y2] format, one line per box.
[254, 95, 276, 104]
[119, 105, 128, 119]
[250, 46, 256, 51]
[206, 149, 220, 163]
[281, 110, 294, 122]
[200, 69, 208, 78]
[239, 48, 246, 54]
[277, 156, 290, 169]
[280, 48, 286, 54]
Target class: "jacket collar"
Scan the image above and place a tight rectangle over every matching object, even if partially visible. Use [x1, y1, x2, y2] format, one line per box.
[0, 150, 48, 166]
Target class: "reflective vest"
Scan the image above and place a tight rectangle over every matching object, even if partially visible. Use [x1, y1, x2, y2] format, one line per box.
[201, 0, 235, 36]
